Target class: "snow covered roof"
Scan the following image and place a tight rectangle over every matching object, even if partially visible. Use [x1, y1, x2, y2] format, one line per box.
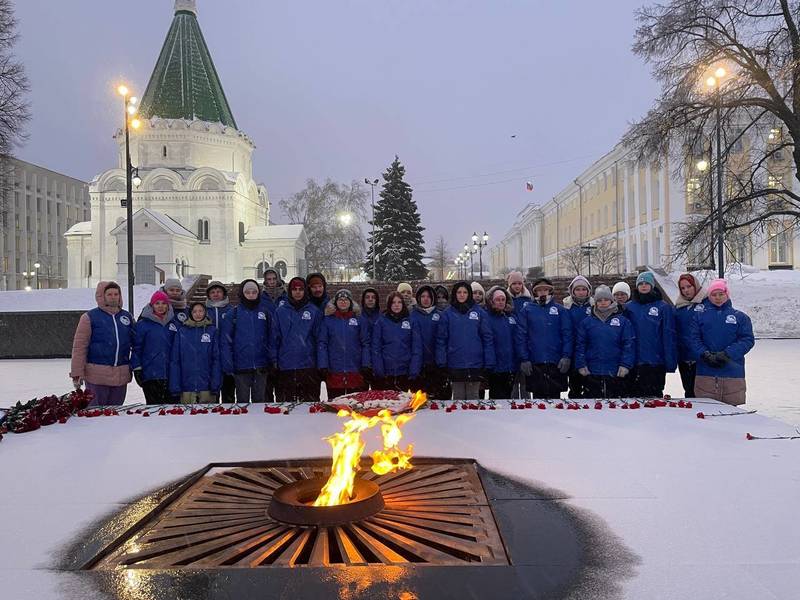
[246, 224, 305, 241]
[109, 208, 197, 239]
[64, 221, 91, 236]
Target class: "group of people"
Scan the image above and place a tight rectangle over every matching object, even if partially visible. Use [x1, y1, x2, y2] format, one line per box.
[69, 268, 755, 407]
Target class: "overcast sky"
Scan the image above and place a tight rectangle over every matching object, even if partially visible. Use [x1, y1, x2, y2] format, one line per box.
[13, 0, 659, 255]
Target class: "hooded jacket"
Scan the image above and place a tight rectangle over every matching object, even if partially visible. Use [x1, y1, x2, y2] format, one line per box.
[411, 285, 440, 366]
[260, 268, 288, 313]
[575, 308, 636, 376]
[317, 300, 371, 373]
[484, 286, 524, 373]
[372, 305, 423, 378]
[205, 281, 232, 328]
[169, 315, 221, 394]
[508, 284, 532, 315]
[435, 282, 496, 370]
[162, 284, 189, 324]
[674, 280, 707, 363]
[361, 287, 382, 328]
[273, 278, 322, 371]
[518, 295, 573, 365]
[690, 298, 755, 379]
[131, 303, 176, 382]
[626, 286, 677, 371]
[220, 280, 273, 374]
[70, 281, 135, 387]
[306, 272, 330, 310]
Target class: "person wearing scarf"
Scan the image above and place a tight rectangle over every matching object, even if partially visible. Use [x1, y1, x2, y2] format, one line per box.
[306, 272, 329, 310]
[131, 290, 176, 405]
[372, 291, 422, 391]
[575, 285, 635, 399]
[205, 281, 235, 402]
[435, 281, 495, 400]
[484, 286, 524, 399]
[411, 285, 450, 399]
[318, 289, 371, 398]
[674, 273, 706, 398]
[261, 268, 288, 313]
[434, 285, 450, 311]
[562, 275, 593, 400]
[162, 278, 189, 323]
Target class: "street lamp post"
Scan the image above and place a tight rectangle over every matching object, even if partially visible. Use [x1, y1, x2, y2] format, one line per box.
[364, 177, 379, 279]
[580, 245, 597, 276]
[696, 156, 716, 270]
[118, 84, 140, 314]
[706, 67, 727, 278]
[473, 231, 489, 278]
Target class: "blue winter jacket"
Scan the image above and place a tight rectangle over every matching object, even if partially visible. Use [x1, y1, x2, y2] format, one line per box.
[565, 298, 593, 355]
[131, 305, 177, 382]
[411, 306, 441, 366]
[206, 301, 232, 329]
[690, 298, 755, 379]
[485, 308, 524, 373]
[575, 311, 636, 376]
[169, 319, 221, 394]
[86, 307, 135, 368]
[625, 292, 677, 371]
[220, 303, 272, 374]
[511, 293, 532, 315]
[372, 314, 423, 377]
[518, 299, 573, 365]
[317, 308, 371, 373]
[259, 291, 288, 317]
[272, 300, 321, 371]
[674, 301, 703, 362]
[435, 305, 496, 370]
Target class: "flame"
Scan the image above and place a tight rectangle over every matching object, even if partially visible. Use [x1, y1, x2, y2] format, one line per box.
[313, 392, 427, 506]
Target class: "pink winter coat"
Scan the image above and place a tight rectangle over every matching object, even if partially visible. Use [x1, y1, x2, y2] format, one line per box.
[69, 281, 133, 387]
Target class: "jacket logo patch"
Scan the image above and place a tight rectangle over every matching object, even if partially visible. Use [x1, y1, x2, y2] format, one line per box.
[469, 311, 479, 320]
[549, 306, 559, 315]
[302, 311, 311, 320]
[648, 306, 659, 316]
[694, 304, 705, 312]
[169, 323, 177, 332]
[278, 300, 286, 307]
[610, 318, 621, 327]
[348, 318, 358, 326]
[401, 320, 411, 329]
[508, 317, 517, 325]
[177, 313, 187, 322]
[201, 333, 211, 343]
[432, 313, 440, 321]
[725, 314, 737, 324]
[258, 312, 267, 320]
[119, 315, 130, 326]
[585, 307, 591, 315]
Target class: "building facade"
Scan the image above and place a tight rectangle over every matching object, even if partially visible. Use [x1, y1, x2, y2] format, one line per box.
[491, 133, 799, 276]
[0, 157, 90, 290]
[66, 0, 306, 289]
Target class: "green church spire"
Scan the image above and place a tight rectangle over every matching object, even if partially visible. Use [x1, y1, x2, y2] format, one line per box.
[137, 1, 238, 129]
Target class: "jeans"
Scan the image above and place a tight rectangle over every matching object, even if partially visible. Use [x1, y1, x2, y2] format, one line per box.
[451, 381, 481, 400]
[234, 368, 268, 403]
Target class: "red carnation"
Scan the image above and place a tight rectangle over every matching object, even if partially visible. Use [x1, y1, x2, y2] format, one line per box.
[745, 433, 754, 440]
[594, 402, 602, 410]
[696, 412, 705, 419]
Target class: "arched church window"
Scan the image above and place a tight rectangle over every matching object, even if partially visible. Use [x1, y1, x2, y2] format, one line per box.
[87, 260, 92, 277]
[162, 145, 168, 158]
[256, 261, 269, 279]
[197, 218, 210, 242]
[274, 260, 287, 278]
[175, 258, 181, 277]
[238, 222, 245, 244]
[181, 259, 188, 277]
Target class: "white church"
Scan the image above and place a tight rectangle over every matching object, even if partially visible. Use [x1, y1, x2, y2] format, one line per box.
[65, 0, 306, 288]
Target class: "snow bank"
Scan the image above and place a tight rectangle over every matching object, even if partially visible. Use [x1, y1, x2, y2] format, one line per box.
[0, 284, 159, 314]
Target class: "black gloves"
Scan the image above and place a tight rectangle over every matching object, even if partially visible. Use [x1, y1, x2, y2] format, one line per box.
[702, 351, 730, 368]
[133, 369, 144, 387]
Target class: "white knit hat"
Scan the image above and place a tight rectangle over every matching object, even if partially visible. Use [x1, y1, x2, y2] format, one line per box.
[612, 281, 631, 297]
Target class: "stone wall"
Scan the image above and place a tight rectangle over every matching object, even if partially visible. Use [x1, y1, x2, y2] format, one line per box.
[0, 311, 83, 359]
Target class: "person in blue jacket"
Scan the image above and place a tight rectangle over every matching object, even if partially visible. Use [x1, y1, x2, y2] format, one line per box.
[506, 271, 532, 315]
[372, 291, 423, 391]
[411, 285, 449, 398]
[306, 272, 329, 311]
[169, 302, 221, 403]
[318, 289, 371, 398]
[272, 277, 323, 402]
[132, 290, 177, 405]
[434, 285, 449, 311]
[575, 285, 636, 399]
[361, 287, 381, 331]
[690, 278, 755, 406]
[220, 279, 273, 403]
[484, 286, 524, 399]
[205, 281, 235, 402]
[260, 267, 288, 313]
[435, 281, 495, 400]
[674, 273, 706, 398]
[625, 272, 677, 398]
[563, 275, 593, 399]
[162, 278, 189, 324]
[517, 278, 573, 399]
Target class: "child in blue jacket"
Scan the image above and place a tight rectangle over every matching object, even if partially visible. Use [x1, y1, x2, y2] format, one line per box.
[169, 302, 221, 403]
[372, 292, 423, 392]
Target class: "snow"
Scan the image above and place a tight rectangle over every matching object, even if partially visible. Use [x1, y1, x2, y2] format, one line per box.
[0, 285, 159, 314]
[0, 395, 798, 599]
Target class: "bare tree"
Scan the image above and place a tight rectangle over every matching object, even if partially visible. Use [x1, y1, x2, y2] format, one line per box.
[280, 178, 368, 274]
[624, 0, 800, 262]
[558, 245, 585, 276]
[0, 0, 30, 222]
[593, 236, 622, 275]
[429, 236, 451, 280]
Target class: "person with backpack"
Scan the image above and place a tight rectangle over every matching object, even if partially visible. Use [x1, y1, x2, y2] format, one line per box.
[484, 286, 524, 399]
[205, 281, 235, 402]
[562, 275, 593, 399]
[372, 291, 423, 391]
[674, 273, 706, 398]
[575, 285, 636, 399]
[435, 281, 495, 400]
[131, 290, 177, 405]
[272, 277, 323, 402]
[318, 289, 371, 398]
[169, 302, 221, 403]
[625, 272, 677, 398]
[220, 279, 273, 403]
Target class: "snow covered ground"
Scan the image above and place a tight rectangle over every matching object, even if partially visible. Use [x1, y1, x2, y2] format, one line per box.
[2, 339, 797, 425]
[0, 284, 159, 314]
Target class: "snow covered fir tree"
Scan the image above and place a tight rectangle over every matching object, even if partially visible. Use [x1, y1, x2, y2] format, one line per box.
[364, 156, 427, 281]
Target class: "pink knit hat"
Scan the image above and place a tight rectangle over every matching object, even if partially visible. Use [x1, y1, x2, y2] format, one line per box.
[706, 278, 729, 297]
[150, 290, 170, 305]
[506, 271, 524, 285]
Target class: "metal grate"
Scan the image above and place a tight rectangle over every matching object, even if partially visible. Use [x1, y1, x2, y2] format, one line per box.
[92, 461, 509, 568]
